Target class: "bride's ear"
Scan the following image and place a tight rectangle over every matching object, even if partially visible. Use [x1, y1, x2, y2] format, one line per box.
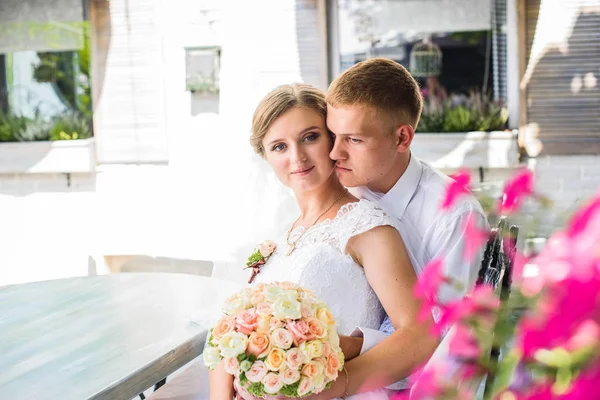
[394, 124, 414, 152]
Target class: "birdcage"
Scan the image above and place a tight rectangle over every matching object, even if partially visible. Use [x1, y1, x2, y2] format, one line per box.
[409, 38, 442, 77]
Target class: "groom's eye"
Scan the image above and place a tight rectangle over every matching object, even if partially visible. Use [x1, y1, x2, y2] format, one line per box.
[349, 137, 362, 143]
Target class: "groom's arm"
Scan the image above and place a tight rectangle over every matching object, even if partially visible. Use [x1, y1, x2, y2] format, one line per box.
[332, 226, 439, 397]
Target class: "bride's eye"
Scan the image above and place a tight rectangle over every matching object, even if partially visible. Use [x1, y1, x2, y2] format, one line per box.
[272, 143, 286, 152]
[303, 133, 319, 142]
[348, 137, 362, 143]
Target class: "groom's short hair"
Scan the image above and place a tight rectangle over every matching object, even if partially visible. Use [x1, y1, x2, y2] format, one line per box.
[327, 58, 423, 131]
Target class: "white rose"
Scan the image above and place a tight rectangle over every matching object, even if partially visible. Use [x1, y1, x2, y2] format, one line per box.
[300, 340, 323, 360]
[223, 297, 248, 316]
[284, 289, 299, 301]
[218, 332, 248, 358]
[263, 285, 284, 303]
[202, 347, 221, 370]
[328, 329, 340, 348]
[312, 373, 326, 393]
[273, 297, 302, 320]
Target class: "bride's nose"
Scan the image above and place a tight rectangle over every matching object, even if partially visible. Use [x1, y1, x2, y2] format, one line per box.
[290, 146, 308, 165]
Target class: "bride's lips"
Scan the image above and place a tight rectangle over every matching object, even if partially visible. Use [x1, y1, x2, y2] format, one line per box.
[291, 166, 315, 176]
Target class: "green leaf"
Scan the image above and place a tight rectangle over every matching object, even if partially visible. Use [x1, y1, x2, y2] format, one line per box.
[246, 382, 266, 398]
[246, 250, 263, 266]
[239, 372, 248, 386]
[248, 354, 257, 363]
[553, 366, 573, 395]
[279, 382, 300, 397]
[491, 350, 521, 395]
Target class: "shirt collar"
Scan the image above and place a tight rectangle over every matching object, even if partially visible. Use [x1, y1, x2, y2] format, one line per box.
[377, 153, 423, 219]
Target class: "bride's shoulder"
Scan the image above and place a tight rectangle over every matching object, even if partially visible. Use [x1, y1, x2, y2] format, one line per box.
[336, 198, 387, 218]
[335, 199, 395, 228]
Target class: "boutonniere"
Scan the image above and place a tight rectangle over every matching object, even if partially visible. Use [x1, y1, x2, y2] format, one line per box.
[245, 240, 277, 284]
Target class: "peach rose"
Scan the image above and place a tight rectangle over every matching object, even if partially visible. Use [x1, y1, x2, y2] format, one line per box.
[301, 304, 315, 318]
[262, 372, 284, 394]
[278, 281, 298, 290]
[301, 360, 323, 378]
[211, 316, 236, 343]
[306, 318, 326, 339]
[245, 361, 268, 383]
[255, 302, 274, 317]
[286, 319, 313, 346]
[282, 367, 301, 385]
[316, 308, 336, 327]
[223, 356, 240, 375]
[235, 308, 258, 335]
[325, 352, 341, 379]
[270, 328, 293, 350]
[269, 317, 285, 331]
[321, 342, 332, 357]
[258, 241, 277, 258]
[285, 347, 305, 370]
[257, 315, 271, 332]
[297, 376, 313, 397]
[247, 331, 271, 358]
[250, 291, 265, 306]
[265, 348, 286, 371]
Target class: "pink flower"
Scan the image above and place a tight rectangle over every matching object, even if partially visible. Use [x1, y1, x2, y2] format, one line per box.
[235, 308, 258, 335]
[297, 376, 313, 396]
[441, 169, 471, 210]
[414, 258, 445, 302]
[258, 241, 277, 258]
[245, 360, 268, 383]
[436, 285, 499, 335]
[498, 168, 534, 214]
[270, 328, 293, 349]
[462, 212, 489, 262]
[223, 357, 240, 375]
[448, 325, 481, 360]
[285, 347, 306, 370]
[414, 258, 446, 327]
[286, 319, 313, 346]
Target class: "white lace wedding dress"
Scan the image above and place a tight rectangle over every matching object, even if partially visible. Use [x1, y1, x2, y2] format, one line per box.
[148, 199, 396, 400]
[250, 199, 396, 399]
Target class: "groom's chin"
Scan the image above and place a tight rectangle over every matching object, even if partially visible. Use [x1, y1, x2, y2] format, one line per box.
[335, 172, 362, 188]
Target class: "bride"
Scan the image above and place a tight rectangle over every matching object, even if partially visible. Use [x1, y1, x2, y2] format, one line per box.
[149, 83, 433, 400]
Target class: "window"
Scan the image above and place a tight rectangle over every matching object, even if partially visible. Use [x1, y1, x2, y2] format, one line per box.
[0, 0, 92, 142]
[185, 46, 221, 94]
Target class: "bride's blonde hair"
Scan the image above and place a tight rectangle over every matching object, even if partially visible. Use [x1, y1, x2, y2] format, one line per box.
[250, 83, 327, 157]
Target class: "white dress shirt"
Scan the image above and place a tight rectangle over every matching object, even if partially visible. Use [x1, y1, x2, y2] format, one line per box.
[349, 153, 489, 389]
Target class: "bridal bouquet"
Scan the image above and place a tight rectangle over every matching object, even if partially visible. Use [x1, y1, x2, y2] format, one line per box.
[203, 281, 344, 398]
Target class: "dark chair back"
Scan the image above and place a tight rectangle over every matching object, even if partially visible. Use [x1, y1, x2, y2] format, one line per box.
[477, 217, 519, 397]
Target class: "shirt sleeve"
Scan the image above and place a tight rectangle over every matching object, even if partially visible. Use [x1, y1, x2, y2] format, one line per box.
[430, 209, 490, 304]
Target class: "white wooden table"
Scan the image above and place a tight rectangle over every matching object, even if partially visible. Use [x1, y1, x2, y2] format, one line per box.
[0, 273, 241, 400]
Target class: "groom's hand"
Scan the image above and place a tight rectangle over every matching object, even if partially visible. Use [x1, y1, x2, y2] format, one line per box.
[339, 335, 363, 361]
[304, 374, 346, 400]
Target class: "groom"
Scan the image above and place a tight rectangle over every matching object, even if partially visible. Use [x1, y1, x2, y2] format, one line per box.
[311, 58, 488, 398]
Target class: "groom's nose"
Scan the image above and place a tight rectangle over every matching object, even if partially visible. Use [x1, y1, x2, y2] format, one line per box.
[330, 137, 346, 161]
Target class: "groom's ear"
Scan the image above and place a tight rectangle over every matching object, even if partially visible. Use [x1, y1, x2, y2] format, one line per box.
[394, 124, 414, 152]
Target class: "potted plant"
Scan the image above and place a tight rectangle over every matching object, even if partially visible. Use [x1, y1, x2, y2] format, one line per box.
[412, 90, 518, 170]
[0, 111, 96, 173]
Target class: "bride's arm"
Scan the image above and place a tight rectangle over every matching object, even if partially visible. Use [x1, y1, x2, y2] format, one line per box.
[209, 360, 234, 400]
[330, 225, 439, 397]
